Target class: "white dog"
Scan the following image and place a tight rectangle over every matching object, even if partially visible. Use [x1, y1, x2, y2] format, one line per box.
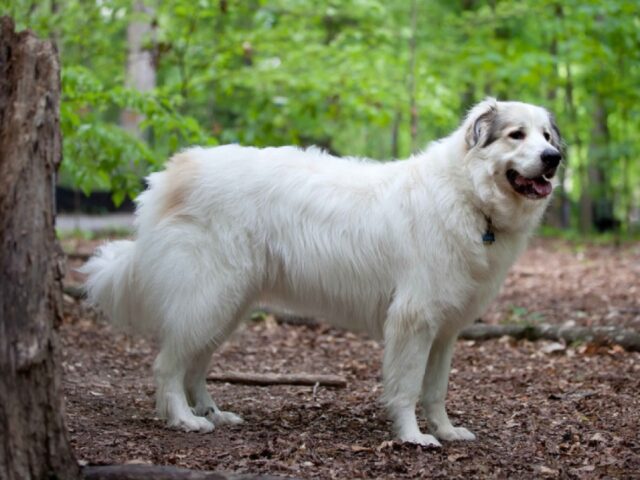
[83, 98, 563, 446]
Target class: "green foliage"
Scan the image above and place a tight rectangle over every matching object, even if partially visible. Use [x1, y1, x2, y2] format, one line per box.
[57, 226, 132, 241]
[2, 0, 639, 227]
[504, 305, 545, 326]
[538, 225, 640, 245]
[60, 65, 213, 201]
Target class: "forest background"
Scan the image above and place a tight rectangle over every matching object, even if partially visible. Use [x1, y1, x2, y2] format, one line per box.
[5, 0, 640, 233]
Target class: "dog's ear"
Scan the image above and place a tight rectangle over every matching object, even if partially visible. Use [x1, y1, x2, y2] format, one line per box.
[547, 110, 566, 158]
[464, 98, 499, 149]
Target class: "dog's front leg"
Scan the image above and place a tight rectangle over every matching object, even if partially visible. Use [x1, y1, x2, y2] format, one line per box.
[382, 316, 441, 447]
[421, 331, 476, 441]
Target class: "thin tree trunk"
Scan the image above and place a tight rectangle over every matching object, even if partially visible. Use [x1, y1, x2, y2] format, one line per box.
[121, 0, 156, 138]
[0, 17, 81, 480]
[459, 0, 476, 113]
[563, 60, 586, 231]
[407, 0, 418, 152]
[585, 98, 611, 231]
[390, 110, 401, 159]
[544, 5, 569, 229]
[579, 15, 611, 232]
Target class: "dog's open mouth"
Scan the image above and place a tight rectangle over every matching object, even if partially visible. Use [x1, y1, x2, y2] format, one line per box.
[506, 169, 553, 199]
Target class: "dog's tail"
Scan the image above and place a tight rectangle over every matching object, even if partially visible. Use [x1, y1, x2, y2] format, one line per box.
[80, 240, 142, 334]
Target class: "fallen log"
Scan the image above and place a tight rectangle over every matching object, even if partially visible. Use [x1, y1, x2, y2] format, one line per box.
[63, 280, 639, 352]
[66, 251, 91, 261]
[207, 371, 347, 388]
[83, 464, 288, 480]
[459, 323, 640, 352]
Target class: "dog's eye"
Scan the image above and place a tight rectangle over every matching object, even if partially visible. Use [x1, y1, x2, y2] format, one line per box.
[543, 131, 551, 141]
[508, 130, 526, 140]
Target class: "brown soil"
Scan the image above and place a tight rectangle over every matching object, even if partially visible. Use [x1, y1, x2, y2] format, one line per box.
[61, 238, 640, 479]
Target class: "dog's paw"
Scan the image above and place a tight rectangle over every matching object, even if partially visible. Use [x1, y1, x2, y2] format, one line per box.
[399, 432, 442, 447]
[203, 407, 244, 426]
[211, 410, 244, 426]
[168, 415, 215, 433]
[435, 426, 476, 441]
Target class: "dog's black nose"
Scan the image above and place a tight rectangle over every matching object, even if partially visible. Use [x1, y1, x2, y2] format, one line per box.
[541, 149, 561, 169]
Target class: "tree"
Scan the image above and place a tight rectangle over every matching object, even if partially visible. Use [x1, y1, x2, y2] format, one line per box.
[121, 0, 157, 139]
[0, 16, 81, 480]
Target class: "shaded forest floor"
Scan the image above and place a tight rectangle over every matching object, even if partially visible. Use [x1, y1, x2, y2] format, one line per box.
[60, 238, 640, 479]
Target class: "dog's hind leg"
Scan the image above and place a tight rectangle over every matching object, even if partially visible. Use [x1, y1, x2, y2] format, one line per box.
[184, 342, 244, 426]
[154, 343, 215, 433]
[381, 306, 441, 447]
[421, 331, 476, 441]
[143, 223, 259, 432]
[154, 293, 252, 433]
[152, 279, 254, 432]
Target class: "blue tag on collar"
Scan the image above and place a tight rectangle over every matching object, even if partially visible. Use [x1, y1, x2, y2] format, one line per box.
[482, 231, 495, 245]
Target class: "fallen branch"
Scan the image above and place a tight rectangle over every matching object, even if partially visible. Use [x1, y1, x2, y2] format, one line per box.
[66, 251, 91, 261]
[207, 371, 347, 388]
[83, 464, 286, 480]
[459, 323, 640, 352]
[63, 277, 639, 352]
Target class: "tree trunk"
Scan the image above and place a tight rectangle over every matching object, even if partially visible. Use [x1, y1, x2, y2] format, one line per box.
[0, 16, 81, 480]
[544, 5, 570, 229]
[563, 59, 586, 231]
[390, 110, 401, 159]
[406, 0, 418, 152]
[121, 0, 156, 138]
[587, 99, 615, 231]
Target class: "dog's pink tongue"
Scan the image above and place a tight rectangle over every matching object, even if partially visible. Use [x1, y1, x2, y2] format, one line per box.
[515, 174, 552, 197]
[533, 178, 552, 197]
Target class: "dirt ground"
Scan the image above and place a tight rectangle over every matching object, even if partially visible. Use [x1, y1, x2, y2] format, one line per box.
[60, 238, 640, 479]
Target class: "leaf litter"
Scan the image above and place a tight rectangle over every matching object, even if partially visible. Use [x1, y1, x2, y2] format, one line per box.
[61, 238, 640, 478]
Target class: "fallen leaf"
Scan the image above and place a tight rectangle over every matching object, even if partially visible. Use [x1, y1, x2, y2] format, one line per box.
[351, 445, 373, 453]
[538, 465, 559, 476]
[540, 342, 566, 355]
[448, 453, 468, 462]
[572, 465, 596, 473]
[376, 440, 395, 452]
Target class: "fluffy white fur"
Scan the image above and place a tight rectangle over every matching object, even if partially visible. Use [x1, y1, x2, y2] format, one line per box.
[82, 98, 562, 446]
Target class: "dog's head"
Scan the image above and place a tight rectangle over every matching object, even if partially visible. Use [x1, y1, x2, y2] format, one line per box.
[463, 98, 565, 201]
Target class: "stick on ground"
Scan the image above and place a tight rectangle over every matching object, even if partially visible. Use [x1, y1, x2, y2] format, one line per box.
[207, 372, 347, 388]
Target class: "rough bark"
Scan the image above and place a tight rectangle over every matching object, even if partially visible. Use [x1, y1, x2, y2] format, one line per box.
[0, 16, 81, 480]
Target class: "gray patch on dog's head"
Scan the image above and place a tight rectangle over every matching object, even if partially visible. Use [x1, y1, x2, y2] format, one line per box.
[465, 98, 499, 149]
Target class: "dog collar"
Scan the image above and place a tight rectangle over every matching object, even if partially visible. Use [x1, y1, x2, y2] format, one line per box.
[482, 215, 495, 245]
